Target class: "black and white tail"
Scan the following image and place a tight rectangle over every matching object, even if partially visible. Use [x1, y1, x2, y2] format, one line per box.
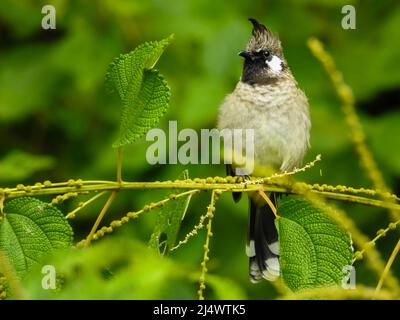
[247, 194, 280, 282]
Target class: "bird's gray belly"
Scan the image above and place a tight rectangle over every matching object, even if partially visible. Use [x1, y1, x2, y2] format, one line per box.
[218, 97, 310, 172]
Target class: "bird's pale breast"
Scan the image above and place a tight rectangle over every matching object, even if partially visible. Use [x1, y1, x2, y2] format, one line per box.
[217, 80, 311, 173]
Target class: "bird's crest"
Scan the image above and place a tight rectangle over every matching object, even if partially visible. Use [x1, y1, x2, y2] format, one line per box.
[246, 18, 282, 54]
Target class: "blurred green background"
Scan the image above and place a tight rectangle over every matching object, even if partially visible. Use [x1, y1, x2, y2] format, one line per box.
[0, 0, 399, 299]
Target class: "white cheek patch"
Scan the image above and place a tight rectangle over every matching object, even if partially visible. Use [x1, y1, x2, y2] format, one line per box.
[266, 55, 283, 72]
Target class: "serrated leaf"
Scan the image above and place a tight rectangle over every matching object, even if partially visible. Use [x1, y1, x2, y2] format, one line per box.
[149, 170, 192, 254]
[0, 197, 73, 278]
[277, 197, 352, 291]
[105, 35, 173, 147]
[105, 35, 173, 99]
[114, 69, 171, 147]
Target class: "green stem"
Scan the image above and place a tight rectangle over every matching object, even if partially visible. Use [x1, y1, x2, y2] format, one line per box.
[310, 190, 400, 211]
[198, 190, 218, 300]
[258, 189, 278, 218]
[117, 146, 123, 184]
[85, 191, 118, 246]
[375, 239, 400, 297]
[2, 180, 400, 211]
[79, 189, 201, 246]
[354, 218, 400, 263]
[65, 191, 108, 219]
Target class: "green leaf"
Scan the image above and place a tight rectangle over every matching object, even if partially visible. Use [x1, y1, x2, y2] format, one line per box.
[106, 35, 173, 99]
[105, 35, 173, 147]
[116, 69, 171, 147]
[0, 197, 73, 278]
[277, 197, 353, 292]
[149, 170, 192, 254]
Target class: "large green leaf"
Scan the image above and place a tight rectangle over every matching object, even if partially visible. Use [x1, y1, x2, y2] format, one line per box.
[116, 69, 170, 147]
[106, 35, 173, 147]
[149, 170, 192, 254]
[277, 197, 353, 292]
[0, 197, 73, 278]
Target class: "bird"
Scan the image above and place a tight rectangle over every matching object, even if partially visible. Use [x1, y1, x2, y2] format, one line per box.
[217, 18, 311, 282]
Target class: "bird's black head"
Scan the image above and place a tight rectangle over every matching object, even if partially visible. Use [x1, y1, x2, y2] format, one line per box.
[240, 19, 287, 85]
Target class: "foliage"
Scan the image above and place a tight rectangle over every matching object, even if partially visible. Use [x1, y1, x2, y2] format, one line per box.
[106, 35, 173, 147]
[149, 170, 193, 254]
[278, 197, 353, 291]
[0, 0, 399, 300]
[0, 197, 73, 278]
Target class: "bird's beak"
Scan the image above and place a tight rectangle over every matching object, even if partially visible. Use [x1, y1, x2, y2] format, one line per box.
[239, 51, 252, 60]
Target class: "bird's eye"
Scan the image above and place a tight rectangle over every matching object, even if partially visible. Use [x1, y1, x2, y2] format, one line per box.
[263, 50, 271, 58]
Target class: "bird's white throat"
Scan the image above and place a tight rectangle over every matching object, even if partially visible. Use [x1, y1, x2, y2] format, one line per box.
[266, 55, 283, 72]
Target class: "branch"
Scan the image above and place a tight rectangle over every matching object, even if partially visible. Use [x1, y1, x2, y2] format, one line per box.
[65, 191, 108, 219]
[198, 190, 219, 300]
[375, 239, 400, 297]
[2, 179, 400, 212]
[354, 218, 400, 263]
[117, 146, 123, 184]
[84, 191, 118, 246]
[76, 189, 201, 247]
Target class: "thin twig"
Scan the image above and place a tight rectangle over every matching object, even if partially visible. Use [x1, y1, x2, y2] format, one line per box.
[2, 180, 399, 212]
[374, 239, 400, 297]
[77, 189, 201, 246]
[246, 154, 322, 185]
[258, 189, 278, 218]
[198, 190, 218, 300]
[65, 191, 108, 219]
[84, 191, 118, 246]
[354, 218, 400, 263]
[117, 146, 123, 184]
[171, 213, 208, 251]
